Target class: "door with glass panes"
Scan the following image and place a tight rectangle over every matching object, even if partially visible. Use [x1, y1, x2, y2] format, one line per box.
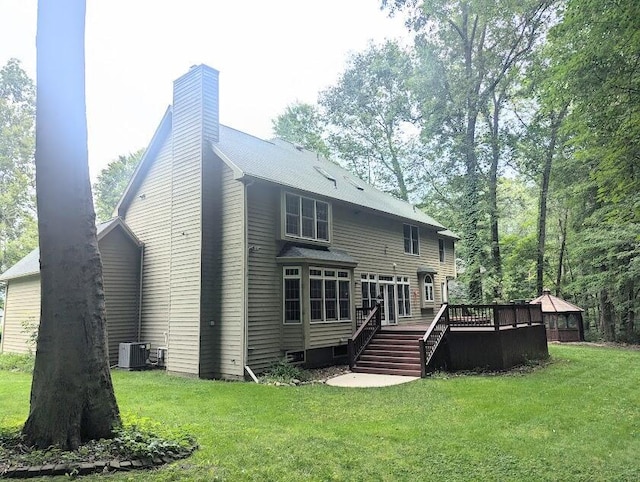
[379, 277, 397, 326]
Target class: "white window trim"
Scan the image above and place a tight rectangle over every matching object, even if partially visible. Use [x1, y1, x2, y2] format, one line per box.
[403, 224, 420, 256]
[310, 267, 352, 324]
[283, 266, 302, 325]
[396, 276, 412, 318]
[282, 192, 331, 243]
[424, 274, 435, 305]
[360, 272, 412, 318]
[439, 239, 446, 263]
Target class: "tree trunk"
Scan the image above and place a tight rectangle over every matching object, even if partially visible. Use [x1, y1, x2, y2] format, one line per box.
[23, 0, 120, 450]
[536, 106, 567, 296]
[463, 111, 483, 303]
[622, 280, 635, 340]
[487, 92, 505, 301]
[599, 289, 616, 341]
[555, 210, 568, 297]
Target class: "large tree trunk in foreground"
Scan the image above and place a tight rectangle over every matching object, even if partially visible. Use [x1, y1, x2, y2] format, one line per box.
[23, 0, 120, 450]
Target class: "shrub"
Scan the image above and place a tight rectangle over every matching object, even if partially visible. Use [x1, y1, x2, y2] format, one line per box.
[0, 353, 34, 372]
[261, 358, 310, 383]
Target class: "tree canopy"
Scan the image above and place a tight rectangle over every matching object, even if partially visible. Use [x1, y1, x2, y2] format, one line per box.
[93, 148, 144, 221]
[0, 59, 37, 278]
[269, 0, 639, 341]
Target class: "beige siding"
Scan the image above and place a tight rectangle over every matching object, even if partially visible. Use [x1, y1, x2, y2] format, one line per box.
[1, 276, 40, 354]
[245, 181, 457, 369]
[199, 148, 217, 378]
[308, 322, 352, 349]
[167, 71, 205, 376]
[100, 228, 141, 363]
[246, 182, 282, 372]
[123, 134, 172, 359]
[282, 324, 304, 351]
[332, 201, 456, 325]
[200, 158, 244, 379]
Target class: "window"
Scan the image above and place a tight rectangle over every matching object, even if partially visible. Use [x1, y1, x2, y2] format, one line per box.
[283, 267, 301, 324]
[424, 275, 434, 303]
[439, 239, 445, 263]
[396, 276, 411, 317]
[310, 268, 351, 323]
[361, 273, 378, 309]
[284, 193, 330, 242]
[404, 224, 419, 255]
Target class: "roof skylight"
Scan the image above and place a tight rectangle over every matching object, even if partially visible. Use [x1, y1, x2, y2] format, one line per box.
[344, 175, 364, 191]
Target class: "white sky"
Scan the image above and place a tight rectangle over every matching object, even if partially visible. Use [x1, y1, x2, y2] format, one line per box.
[0, 0, 410, 179]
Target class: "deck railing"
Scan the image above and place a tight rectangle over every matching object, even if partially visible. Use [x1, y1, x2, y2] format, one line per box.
[448, 304, 543, 330]
[419, 303, 450, 376]
[355, 306, 372, 328]
[419, 303, 544, 375]
[348, 303, 381, 370]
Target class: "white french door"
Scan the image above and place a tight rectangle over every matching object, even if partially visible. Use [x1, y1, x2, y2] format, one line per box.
[379, 282, 397, 326]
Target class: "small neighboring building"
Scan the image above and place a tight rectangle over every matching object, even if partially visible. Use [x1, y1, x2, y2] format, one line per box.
[0, 218, 142, 361]
[530, 290, 584, 342]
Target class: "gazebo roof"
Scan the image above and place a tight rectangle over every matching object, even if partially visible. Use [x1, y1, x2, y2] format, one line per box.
[530, 290, 584, 314]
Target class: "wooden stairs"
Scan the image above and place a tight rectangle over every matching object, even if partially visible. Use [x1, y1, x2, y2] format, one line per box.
[351, 329, 423, 377]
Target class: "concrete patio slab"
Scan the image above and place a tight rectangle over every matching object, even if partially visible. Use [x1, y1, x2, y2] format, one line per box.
[326, 372, 419, 388]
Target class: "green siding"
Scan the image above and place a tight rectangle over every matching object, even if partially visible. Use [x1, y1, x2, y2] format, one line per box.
[201, 158, 245, 379]
[246, 182, 282, 372]
[100, 228, 141, 363]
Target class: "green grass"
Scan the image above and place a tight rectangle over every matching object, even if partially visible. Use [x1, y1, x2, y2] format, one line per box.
[1, 345, 638, 481]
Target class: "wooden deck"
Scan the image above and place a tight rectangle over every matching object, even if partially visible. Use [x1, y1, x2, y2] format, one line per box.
[351, 304, 548, 376]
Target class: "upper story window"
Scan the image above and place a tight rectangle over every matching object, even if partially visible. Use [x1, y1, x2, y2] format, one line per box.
[403, 224, 419, 255]
[438, 239, 445, 263]
[285, 193, 330, 242]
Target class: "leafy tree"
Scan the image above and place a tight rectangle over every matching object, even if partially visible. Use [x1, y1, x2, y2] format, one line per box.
[385, 0, 557, 301]
[93, 149, 144, 221]
[546, 0, 640, 341]
[320, 41, 420, 201]
[271, 103, 330, 159]
[23, 0, 120, 449]
[0, 59, 37, 275]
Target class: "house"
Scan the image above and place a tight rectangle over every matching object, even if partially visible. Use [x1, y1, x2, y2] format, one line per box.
[1, 64, 458, 379]
[0, 218, 142, 360]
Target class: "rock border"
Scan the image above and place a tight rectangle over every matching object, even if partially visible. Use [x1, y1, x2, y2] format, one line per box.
[0, 450, 194, 479]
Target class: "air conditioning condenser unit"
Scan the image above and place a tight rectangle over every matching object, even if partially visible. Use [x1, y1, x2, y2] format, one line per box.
[119, 342, 150, 369]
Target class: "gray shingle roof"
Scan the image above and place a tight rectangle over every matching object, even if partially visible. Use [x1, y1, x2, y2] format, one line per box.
[213, 126, 450, 232]
[0, 218, 132, 282]
[276, 245, 358, 267]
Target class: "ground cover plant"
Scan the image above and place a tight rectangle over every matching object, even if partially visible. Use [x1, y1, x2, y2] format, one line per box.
[0, 344, 638, 481]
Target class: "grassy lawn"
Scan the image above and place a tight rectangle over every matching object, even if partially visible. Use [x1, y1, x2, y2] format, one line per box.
[1, 344, 639, 481]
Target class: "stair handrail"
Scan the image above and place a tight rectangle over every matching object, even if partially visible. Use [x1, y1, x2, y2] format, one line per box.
[421, 303, 449, 343]
[419, 303, 450, 376]
[348, 302, 381, 370]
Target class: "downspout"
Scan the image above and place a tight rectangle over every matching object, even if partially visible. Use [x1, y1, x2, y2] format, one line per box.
[136, 245, 145, 342]
[242, 178, 253, 375]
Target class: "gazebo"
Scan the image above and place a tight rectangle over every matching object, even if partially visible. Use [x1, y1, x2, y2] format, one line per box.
[530, 290, 585, 342]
